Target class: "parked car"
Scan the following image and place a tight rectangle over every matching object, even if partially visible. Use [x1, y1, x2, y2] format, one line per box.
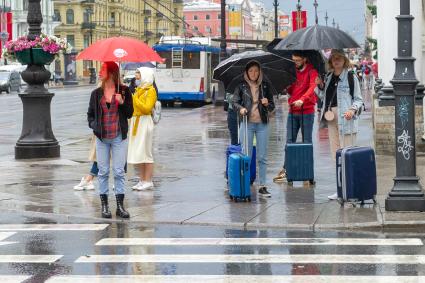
[0, 71, 21, 93]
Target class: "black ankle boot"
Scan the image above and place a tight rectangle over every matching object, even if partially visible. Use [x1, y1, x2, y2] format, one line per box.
[100, 194, 112, 219]
[116, 194, 130, 218]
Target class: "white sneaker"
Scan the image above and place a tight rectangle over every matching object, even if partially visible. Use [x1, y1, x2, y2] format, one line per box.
[86, 181, 95, 190]
[328, 192, 338, 200]
[73, 177, 89, 191]
[132, 181, 144, 190]
[138, 181, 154, 191]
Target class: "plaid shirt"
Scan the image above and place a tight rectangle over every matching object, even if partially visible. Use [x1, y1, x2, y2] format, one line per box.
[101, 95, 120, 139]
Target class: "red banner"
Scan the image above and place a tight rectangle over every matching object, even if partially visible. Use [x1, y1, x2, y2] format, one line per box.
[7, 12, 12, 41]
[292, 10, 307, 31]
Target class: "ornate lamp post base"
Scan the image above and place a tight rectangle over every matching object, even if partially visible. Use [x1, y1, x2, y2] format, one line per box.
[386, 176, 425, 211]
[15, 91, 60, 159]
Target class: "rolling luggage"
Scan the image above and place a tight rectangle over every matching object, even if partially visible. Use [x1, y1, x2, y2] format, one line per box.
[228, 115, 251, 202]
[285, 107, 315, 185]
[336, 146, 377, 205]
[225, 119, 256, 185]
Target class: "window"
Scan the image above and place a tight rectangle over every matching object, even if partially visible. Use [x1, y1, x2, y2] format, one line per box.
[66, 9, 74, 24]
[206, 14, 210, 20]
[23, 0, 29, 10]
[193, 26, 198, 31]
[53, 9, 61, 21]
[109, 12, 115, 27]
[217, 14, 221, 19]
[183, 52, 200, 69]
[83, 9, 92, 23]
[205, 26, 211, 33]
[193, 15, 198, 20]
[83, 34, 90, 48]
[156, 51, 172, 68]
[211, 53, 220, 68]
[66, 35, 75, 49]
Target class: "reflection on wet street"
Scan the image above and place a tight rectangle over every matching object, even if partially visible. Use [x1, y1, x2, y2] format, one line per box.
[0, 215, 423, 282]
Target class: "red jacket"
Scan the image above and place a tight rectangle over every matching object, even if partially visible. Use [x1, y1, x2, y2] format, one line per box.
[287, 63, 318, 114]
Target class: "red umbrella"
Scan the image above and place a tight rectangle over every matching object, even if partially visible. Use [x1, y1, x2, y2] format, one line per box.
[76, 36, 164, 63]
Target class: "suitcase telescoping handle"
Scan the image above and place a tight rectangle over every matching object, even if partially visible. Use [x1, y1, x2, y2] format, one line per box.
[242, 115, 248, 156]
[340, 114, 355, 147]
[290, 104, 305, 143]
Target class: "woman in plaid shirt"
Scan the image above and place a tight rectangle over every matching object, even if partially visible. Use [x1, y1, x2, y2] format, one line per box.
[87, 62, 133, 219]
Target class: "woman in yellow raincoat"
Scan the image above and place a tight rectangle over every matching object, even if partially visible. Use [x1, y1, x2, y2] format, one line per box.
[127, 67, 157, 191]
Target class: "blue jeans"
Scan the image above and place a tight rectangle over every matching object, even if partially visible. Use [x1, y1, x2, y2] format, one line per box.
[240, 122, 269, 186]
[96, 135, 128, 195]
[284, 113, 314, 169]
[89, 161, 127, 177]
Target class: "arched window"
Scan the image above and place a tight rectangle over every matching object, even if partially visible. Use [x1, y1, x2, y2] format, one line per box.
[66, 9, 74, 24]
[206, 14, 210, 20]
[194, 15, 198, 20]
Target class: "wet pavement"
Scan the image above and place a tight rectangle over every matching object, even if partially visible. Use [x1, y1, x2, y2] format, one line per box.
[0, 214, 424, 281]
[0, 87, 424, 230]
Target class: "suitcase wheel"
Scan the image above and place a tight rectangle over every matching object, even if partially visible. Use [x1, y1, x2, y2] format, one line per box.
[229, 195, 234, 201]
[309, 180, 316, 185]
[250, 181, 254, 185]
[234, 198, 238, 203]
[247, 197, 251, 202]
[287, 181, 293, 186]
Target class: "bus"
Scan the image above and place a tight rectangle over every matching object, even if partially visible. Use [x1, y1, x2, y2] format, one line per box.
[153, 37, 221, 106]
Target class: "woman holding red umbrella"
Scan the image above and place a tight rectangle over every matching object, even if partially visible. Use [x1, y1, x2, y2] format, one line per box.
[87, 61, 133, 219]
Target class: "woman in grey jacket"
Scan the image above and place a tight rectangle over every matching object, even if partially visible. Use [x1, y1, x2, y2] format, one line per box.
[316, 49, 363, 200]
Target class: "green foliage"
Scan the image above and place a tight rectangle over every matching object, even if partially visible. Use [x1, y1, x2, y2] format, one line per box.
[367, 5, 377, 17]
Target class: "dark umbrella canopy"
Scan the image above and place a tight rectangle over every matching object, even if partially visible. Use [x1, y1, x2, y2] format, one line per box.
[213, 50, 296, 95]
[266, 39, 327, 76]
[275, 25, 360, 50]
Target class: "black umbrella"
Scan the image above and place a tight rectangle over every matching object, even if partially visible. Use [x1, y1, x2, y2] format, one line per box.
[266, 39, 327, 76]
[213, 50, 296, 95]
[275, 25, 360, 50]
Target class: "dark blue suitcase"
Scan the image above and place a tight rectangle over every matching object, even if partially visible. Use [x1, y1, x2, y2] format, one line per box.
[285, 143, 315, 184]
[284, 107, 315, 185]
[228, 153, 251, 202]
[336, 146, 377, 204]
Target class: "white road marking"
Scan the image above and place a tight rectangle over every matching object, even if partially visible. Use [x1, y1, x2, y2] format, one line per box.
[44, 275, 425, 283]
[0, 232, 16, 242]
[0, 276, 31, 283]
[75, 254, 425, 264]
[95, 237, 423, 246]
[0, 255, 62, 263]
[0, 224, 109, 231]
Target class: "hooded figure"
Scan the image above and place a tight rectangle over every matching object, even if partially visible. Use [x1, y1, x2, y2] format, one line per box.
[127, 66, 158, 191]
[231, 60, 275, 198]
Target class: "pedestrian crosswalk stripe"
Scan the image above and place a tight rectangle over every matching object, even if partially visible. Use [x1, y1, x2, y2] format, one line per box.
[75, 254, 425, 264]
[44, 275, 425, 283]
[0, 232, 16, 242]
[0, 276, 31, 283]
[0, 255, 62, 263]
[95, 237, 423, 246]
[0, 224, 109, 231]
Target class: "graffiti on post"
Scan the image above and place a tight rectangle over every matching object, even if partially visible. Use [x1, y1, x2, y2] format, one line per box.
[397, 130, 414, 160]
[398, 97, 409, 129]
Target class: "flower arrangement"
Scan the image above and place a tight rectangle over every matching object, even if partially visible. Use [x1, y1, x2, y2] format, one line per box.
[2, 33, 72, 61]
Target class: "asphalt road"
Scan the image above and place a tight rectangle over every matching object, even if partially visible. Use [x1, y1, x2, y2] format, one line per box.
[0, 213, 424, 282]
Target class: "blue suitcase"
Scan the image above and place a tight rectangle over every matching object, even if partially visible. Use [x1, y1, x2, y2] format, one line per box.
[226, 144, 242, 179]
[228, 153, 251, 202]
[285, 143, 315, 184]
[228, 115, 251, 202]
[336, 146, 377, 205]
[284, 107, 315, 185]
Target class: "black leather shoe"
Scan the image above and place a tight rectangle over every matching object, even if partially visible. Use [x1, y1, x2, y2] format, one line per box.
[115, 194, 130, 218]
[100, 194, 112, 219]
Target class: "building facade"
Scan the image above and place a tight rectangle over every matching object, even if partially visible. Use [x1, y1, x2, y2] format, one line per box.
[53, 0, 184, 81]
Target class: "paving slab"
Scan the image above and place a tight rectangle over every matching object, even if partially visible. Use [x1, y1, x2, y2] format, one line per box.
[246, 203, 325, 229]
[314, 201, 381, 229]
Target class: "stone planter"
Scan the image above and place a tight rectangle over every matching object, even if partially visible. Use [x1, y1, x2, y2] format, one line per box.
[15, 48, 55, 65]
